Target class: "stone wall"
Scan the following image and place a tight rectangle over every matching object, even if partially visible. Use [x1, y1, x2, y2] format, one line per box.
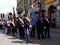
[45, 0, 60, 28]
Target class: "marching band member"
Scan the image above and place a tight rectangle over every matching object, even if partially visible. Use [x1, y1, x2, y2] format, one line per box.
[17, 13, 25, 39]
[10, 19, 16, 36]
[43, 16, 50, 38]
[36, 11, 44, 39]
[24, 13, 32, 44]
[36, 16, 44, 39]
[6, 19, 11, 34]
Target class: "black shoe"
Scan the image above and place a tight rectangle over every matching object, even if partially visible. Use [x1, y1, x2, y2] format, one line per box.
[48, 37, 50, 38]
[26, 42, 28, 44]
[38, 38, 40, 40]
[45, 36, 47, 38]
[29, 41, 31, 43]
[42, 37, 44, 39]
[23, 36, 25, 39]
[26, 41, 29, 44]
[7, 33, 8, 34]
[20, 37, 22, 39]
[33, 35, 35, 37]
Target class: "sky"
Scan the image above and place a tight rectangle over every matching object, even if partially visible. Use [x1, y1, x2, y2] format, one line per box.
[0, 0, 17, 14]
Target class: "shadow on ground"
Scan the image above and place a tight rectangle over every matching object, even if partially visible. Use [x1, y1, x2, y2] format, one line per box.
[8, 36, 60, 45]
[0, 28, 60, 45]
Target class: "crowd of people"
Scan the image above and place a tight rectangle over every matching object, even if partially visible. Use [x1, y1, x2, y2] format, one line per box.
[3, 11, 52, 44]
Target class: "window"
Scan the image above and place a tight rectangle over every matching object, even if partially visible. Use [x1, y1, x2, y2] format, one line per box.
[24, 0, 28, 7]
[26, 0, 28, 5]
[24, 0, 32, 7]
[30, 0, 32, 5]
[34, 0, 37, 2]
[28, 0, 32, 5]
[24, 0, 26, 7]
[28, 0, 30, 5]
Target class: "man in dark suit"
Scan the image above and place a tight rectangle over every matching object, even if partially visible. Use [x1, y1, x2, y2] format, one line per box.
[36, 16, 44, 39]
[43, 16, 50, 38]
[17, 13, 25, 39]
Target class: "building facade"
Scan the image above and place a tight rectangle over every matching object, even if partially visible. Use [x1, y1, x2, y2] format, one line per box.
[17, 0, 60, 28]
[17, 0, 45, 14]
[45, 0, 60, 28]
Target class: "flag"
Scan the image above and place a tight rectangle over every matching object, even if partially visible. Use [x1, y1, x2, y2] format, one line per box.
[13, 7, 16, 21]
[37, 2, 42, 19]
[37, 2, 43, 24]
[31, 3, 36, 26]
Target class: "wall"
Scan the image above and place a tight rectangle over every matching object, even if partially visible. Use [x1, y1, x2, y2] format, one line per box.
[45, 0, 60, 28]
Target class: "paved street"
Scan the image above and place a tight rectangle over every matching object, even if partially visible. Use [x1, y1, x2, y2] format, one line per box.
[0, 28, 60, 45]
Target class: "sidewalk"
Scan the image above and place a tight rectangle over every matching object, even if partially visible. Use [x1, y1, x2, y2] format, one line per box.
[0, 28, 60, 45]
[50, 28, 60, 34]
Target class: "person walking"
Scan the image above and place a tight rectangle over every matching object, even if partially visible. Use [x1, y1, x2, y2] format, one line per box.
[10, 19, 16, 36]
[43, 16, 50, 38]
[24, 13, 32, 44]
[36, 16, 44, 39]
[6, 19, 11, 34]
[17, 13, 25, 39]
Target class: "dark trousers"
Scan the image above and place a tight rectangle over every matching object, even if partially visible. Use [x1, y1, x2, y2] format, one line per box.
[0, 25, 2, 29]
[37, 25, 44, 39]
[37, 24, 44, 39]
[31, 25, 35, 37]
[44, 27, 50, 38]
[19, 27, 25, 39]
[7, 26, 10, 34]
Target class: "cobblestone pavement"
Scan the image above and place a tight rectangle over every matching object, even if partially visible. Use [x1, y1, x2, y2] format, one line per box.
[0, 28, 60, 45]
